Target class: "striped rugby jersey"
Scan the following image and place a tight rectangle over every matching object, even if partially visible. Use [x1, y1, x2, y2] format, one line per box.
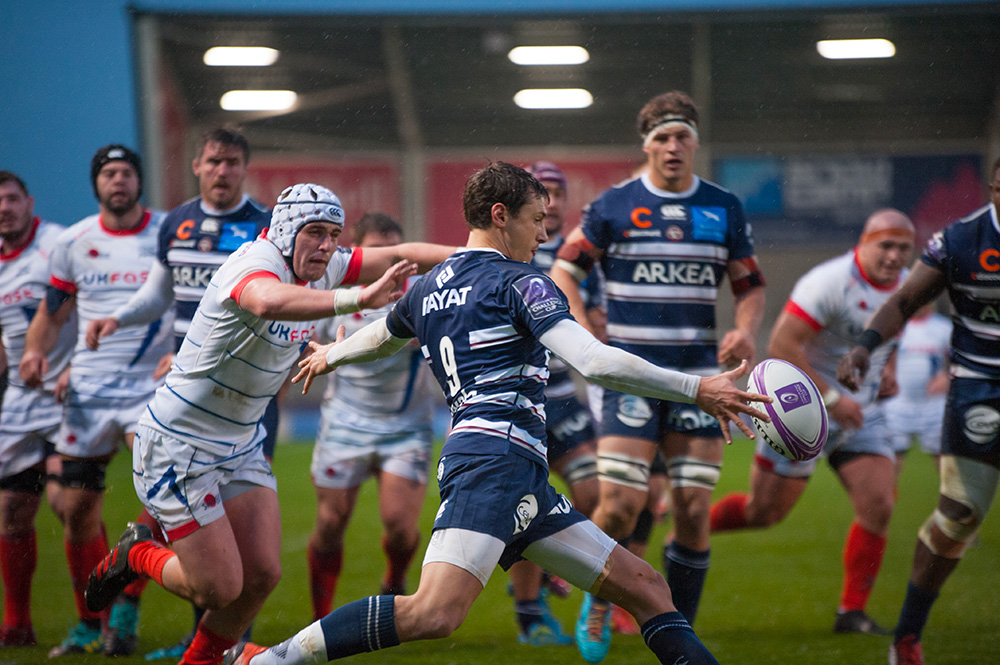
[140, 236, 360, 455]
[0, 219, 76, 390]
[387, 248, 573, 464]
[158, 194, 270, 349]
[784, 250, 904, 407]
[923, 203, 1000, 379]
[581, 173, 755, 375]
[48, 210, 173, 378]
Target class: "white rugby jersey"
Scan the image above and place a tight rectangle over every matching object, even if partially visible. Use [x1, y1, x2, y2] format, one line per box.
[319, 277, 435, 436]
[888, 312, 952, 403]
[784, 249, 904, 407]
[0, 219, 76, 390]
[48, 211, 173, 378]
[140, 236, 361, 455]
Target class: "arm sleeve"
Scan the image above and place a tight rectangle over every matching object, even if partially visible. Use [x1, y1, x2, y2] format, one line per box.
[111, 259, 175, 327]
[324, 317, 411, 368]
[539, 318, 701, 403]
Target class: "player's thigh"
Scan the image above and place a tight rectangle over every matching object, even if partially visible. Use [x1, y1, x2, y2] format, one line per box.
[835, 454, 896, 532]
[377, 473, 427, 532]
[223, 484, 283, 587]
[745, 461, 809, 526]
[170, 515, 244, 598]
[552, 444, 599, 516]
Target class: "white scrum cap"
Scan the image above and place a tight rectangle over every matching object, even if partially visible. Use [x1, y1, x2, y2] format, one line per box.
[267, 183, 345, 258]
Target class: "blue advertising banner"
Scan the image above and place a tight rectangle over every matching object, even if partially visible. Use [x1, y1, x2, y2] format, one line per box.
[715, 154, 985, 248]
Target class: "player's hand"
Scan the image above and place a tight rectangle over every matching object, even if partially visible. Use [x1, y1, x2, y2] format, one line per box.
[357, 260, 417, 310]
[829, 395, 864, 430]
[694, 359, 772, 445]
[54, 366, 71, 403]
[291, 326, 347, 395]
[18, 350, 48, 388]
[717, 329, 755, 369]
[836, 347, 870, 392]
[85, 317, 119, 350]
[153, 352, 174, 380]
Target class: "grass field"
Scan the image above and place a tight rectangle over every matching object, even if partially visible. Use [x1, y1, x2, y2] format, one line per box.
[4, 437, 998, 665]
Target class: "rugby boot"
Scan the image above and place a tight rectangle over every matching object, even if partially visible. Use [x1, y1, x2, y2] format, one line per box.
[833, 609, 891, 636]
[518, 622, 573, 647]
[610, 604, 639, 635]
[0, 624, 37, 647]
[144, 632, 193, 661]
[223, 641, 269, 665]
[48, 620, 103, 657]
[85, 522, 152, 612]
[575, 593, 611, 663]
[888, 635, 923, 665]
[104, 594, 140, 656]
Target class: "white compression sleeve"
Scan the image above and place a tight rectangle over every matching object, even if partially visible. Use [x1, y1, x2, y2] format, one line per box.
[324, 317, 412, 368]
[112, 260, 175, 327]
[539, 318, 701, 403]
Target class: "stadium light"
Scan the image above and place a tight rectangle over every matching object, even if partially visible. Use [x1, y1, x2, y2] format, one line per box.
[514, 88, 593, 110]
[508, 46, 590, 66]
[220, 90, 298, 111]
[204, 46, 280, 67]
[816, 39, 895, 60]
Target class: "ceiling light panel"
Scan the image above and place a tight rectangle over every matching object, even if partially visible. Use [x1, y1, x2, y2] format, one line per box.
[508, 46, 589, 66]
[513, 88, 593, 109]
[204, 46, 279, 67]
[816, 39, 895, 60]
[220, 90, 297, 111]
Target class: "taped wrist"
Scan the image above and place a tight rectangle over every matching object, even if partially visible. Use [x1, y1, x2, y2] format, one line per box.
[333, 288, 361, 315]
[858, 329, 883, 352]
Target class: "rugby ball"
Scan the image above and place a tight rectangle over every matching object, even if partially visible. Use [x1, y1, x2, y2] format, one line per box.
[747, 359, 828, 461]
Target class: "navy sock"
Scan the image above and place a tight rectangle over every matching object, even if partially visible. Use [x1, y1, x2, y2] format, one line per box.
[319, 595, 400, 660]
[895, 582, 939, 643]
[641, 612, 719, 665]
[663, 542, 710, 625]
[515, 600, 544, 633]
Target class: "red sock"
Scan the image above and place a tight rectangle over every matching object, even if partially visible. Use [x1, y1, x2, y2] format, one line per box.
[710, 493, 749, 532]
[308, 543, 342, 621]
[1, 531, 37, 627]
[65, 532, 108, 621]
[382, 534, 418, 593]
[127, 540, 176, 586]
[180, 624, 236, 665]
[840, 521, 887, 611]
[123, 508, 165, 597]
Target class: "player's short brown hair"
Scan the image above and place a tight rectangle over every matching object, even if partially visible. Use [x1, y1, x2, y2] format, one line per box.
[352, 212, 403, 245]
[636, 91, 700, 138]
[462, 161, 548, 231]
[197, 127, 251, 162]
[0, 171, 28, 195]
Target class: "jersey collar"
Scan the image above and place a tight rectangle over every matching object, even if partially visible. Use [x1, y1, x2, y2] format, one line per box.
[200, 193, 249, 217]
[99, 209, 151, 236]
[640, 172, 700, 199]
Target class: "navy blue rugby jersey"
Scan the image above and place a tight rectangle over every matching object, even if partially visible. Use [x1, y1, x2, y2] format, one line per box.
[387, 248, 574, 463]
[158, 195, 270, 349]
[922, 204, 1000, 379]
[581, 173, 755, 372]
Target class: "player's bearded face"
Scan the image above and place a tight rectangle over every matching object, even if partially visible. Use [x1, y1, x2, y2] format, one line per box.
[292, 222, 340, 281]
[97, 163, 141, 216]
[194, 142, 247, 210]
[541, 182, 566, 235]
[0, 182, 34, 243]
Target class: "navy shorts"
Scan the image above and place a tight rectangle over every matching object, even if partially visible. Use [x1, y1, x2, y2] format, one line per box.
[598, 388, 722, 441]
[433, 451, 587, 570]
[545, 394, 595, 464]
[943, 378, 1000, 467]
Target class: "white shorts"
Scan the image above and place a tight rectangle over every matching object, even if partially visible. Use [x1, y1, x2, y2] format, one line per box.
[311, 425, 432, 490]
[886, 397, 945, 455]
[422, 520, 615, 589]
[132, 424, 277, 542]
[0, 384, 61, 479]
[756, 407, 894, 478]
[57, 374, 161, 458]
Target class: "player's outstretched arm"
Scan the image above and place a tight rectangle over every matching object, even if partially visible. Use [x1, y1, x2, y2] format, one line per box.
[355, 243, 456, 284]
[837, 261, 947, 391]
[291, 317, 411, 395]
[539, 318, 770, 444]
[239, 260, 416, 321]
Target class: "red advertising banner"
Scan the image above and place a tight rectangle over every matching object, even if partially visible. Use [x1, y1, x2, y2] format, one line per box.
[425, 156, 640, 246]
[246, 157, 401, 238]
